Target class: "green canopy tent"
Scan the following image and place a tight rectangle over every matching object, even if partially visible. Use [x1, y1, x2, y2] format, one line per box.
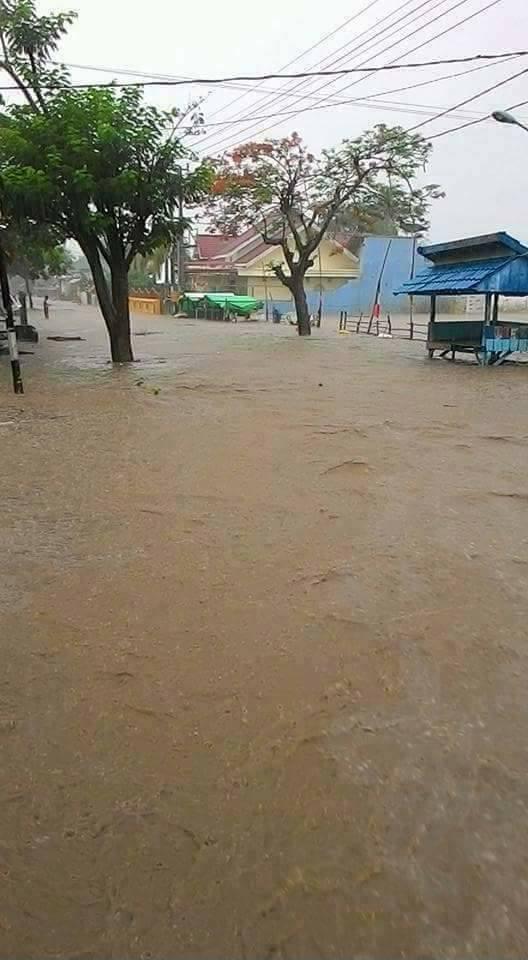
[180, 292, 264, 319]
[204, 294, 264, 317]
[179, 292, 230, 318]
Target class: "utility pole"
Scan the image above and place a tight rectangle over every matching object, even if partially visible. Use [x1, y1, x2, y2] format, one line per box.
[0, 239, 23, 394]
[409, 235, 417, 340]
[176, 166, 186, 293]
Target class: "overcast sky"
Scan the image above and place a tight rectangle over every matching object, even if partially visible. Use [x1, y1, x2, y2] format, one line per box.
[41, 0, 527, 241]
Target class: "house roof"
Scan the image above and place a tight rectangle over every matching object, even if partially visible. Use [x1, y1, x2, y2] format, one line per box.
[196, 235, 235, 260]
[235, 234, 359, 269]
[190, 227, 359, 276]
[195, 227, 258, 262]
[397, 232, 528, 297]
[236, 237, 271, 264]
[397, 258, 511, 294]
[397, 254, 528, 297]
[419, 232, 527, 263]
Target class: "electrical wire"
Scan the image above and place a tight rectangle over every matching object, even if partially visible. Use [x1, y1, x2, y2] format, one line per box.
[0, 50, 519, 93]
[406, 62, 528, 131]
[64, 51, 518, 133]
[198, 0, 441, 140]
[61, 60, 308, 100]
[197, 0, 472, 149]
[202, 0, 390, 121]
[203, 0, 508, 153]
[312, 0, 506, 103]
[428, 96, 528, 138]
[187, 55, 517, 131]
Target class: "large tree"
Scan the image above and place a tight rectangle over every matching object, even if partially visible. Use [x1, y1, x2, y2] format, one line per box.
[208, 128, 442, 336]
[4, 221, 73, 305]
[0, 1, 212, 361]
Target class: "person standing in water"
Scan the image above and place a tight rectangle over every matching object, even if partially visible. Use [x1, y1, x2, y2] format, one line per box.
[43, 295, 49, 319]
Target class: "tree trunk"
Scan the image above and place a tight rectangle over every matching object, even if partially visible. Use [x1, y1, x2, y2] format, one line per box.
[291, 272, 311, 337]
[81, 238, 134, 363]
[108, 316, 133, 363]
[109, 261, 133, 363]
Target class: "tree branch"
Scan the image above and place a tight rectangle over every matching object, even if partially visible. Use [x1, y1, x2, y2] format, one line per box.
[96, 237, 112, 268]
[22, 46, 47, 112]
[261, 212, 283, 247]
[280, 238, 295, 272]
[273, 262, 293, 290]
[0, 54, 39, 111]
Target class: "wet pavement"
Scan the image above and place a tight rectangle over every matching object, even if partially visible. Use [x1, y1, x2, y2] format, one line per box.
[1, 303, 528, 958]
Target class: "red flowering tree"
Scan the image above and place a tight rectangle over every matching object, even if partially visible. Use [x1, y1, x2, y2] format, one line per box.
[208, 127, 441, 336]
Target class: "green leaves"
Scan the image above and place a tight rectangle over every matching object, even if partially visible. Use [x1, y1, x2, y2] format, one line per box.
[2, 218, 70, 281]
[0, 81, 211, 263]
[0, 0, 76, 62]
[0, 2, 213, 275]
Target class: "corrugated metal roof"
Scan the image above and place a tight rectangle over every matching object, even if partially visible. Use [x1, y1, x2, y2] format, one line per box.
[419, 232, 527, 261]
[396, 258, 510, 295]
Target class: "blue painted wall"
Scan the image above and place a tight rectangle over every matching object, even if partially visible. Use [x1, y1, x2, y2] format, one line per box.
[268, 235, 429, 316]
[328, 236, 428, 314]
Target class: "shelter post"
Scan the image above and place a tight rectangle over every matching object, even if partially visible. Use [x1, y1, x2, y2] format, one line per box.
[492, 293, 499, 325]
[484, 293, 492, 326]
[430, 295, 437, 322]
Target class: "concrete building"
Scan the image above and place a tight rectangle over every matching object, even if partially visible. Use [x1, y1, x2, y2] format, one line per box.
[184, 230, 429, 318]
[186, 228, 360, 305]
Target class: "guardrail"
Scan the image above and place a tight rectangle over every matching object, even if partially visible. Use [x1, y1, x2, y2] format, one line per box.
[338, 310, 428, 342]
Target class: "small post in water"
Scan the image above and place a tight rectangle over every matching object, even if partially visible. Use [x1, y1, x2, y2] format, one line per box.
[0, 241, 23, 394]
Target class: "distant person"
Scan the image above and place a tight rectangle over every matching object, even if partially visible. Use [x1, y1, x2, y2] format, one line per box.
[43, 295, 49, 319]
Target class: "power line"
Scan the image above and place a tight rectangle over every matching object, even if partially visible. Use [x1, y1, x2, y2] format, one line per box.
[0, 50, 524, 94]
[198, 0, 439, 140]
[344, 63, 528, 144]
[354, 53, 516, 100]
[406, 62, 528, 131]
[62, 52, 518, 134]
[203, 0, 390, 121]
[203, 0, 508, 153]
[428, 95, 528, 138]
[61, 60, 302, 99]
[199, 0, 500, 150]
[187, 56, 517, 132]
[312, 0, 506, 102]
[197, 0, 473, 150]
[64, 53, 457, 110]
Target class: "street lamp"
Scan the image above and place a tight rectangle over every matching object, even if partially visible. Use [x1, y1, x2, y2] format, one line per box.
[492, 110, 528, 133]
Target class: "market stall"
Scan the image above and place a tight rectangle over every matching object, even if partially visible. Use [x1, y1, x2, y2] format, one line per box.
[396, 232, 528, 365]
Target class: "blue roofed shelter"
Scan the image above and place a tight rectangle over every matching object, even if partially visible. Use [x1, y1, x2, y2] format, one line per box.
[395, 232, 528, 364]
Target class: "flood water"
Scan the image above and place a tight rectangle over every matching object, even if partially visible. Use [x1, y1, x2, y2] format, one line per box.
[1, 303, 528, 958]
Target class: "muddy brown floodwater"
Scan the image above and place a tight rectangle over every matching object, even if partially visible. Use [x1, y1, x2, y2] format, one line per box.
[1, 303, 528, 959]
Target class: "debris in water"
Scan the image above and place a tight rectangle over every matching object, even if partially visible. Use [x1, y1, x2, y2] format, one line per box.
[47, 335, 86, 341]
